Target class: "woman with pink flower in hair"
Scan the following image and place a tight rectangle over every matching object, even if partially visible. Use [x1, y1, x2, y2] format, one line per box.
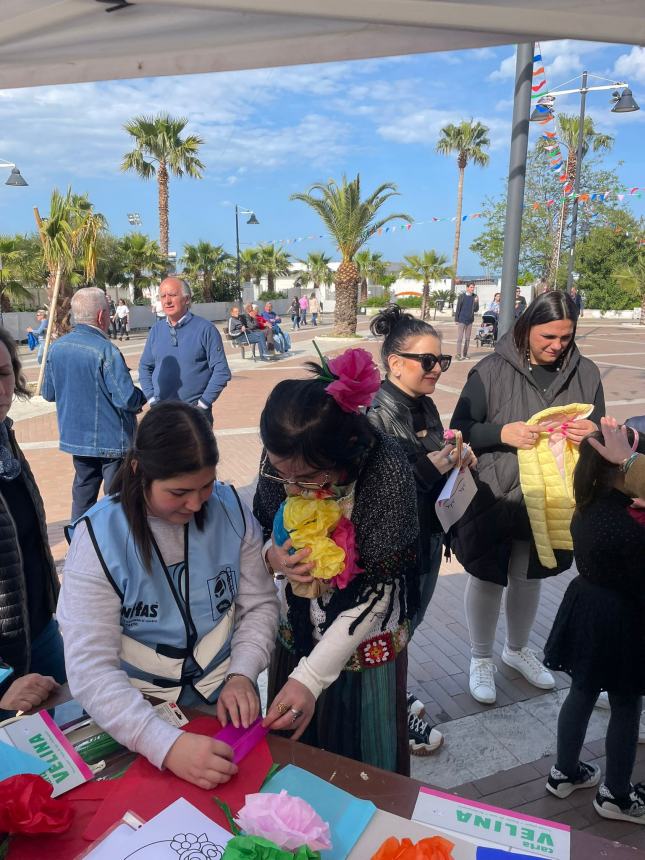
[256, 345, 420, 775]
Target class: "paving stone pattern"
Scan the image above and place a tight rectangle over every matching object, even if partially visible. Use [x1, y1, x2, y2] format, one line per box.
[11, 317, 645, 846]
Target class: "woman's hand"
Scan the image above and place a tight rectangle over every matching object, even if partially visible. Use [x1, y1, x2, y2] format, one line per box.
[587, 416, 632, 463]
[267, 537, 314, 583]
[162, 733, 238, 789]
[216, 675, 259, 729]
[563, 418, 597, 446]
[427, 443, 461, 475]
[263, 678, 316, 741]
[0, 673, 58, 712]
[501, 421, 540, 450]
[461, 446, 478, 470]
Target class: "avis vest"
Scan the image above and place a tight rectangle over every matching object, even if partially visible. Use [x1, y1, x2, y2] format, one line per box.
[67, 484, 245, 703]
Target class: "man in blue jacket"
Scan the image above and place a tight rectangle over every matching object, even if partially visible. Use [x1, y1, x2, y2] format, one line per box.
[42, 288, 146, 519]
[138, 278, 231, 426]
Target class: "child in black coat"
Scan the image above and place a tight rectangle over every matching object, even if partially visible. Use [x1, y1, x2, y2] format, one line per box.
[544, 426, 645, 823]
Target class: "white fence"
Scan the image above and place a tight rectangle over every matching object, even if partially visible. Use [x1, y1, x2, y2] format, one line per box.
[2, 299, 296, 342]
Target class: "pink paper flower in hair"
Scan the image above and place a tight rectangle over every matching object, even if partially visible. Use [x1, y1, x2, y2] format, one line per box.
[234, 791, 332, 852]
[324, 347, 381, 413]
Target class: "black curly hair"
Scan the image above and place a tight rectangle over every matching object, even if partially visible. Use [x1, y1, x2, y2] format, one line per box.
[369, 304, 441, 372]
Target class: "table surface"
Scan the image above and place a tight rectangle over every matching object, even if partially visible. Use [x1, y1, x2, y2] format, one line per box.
[29, 685, 645, 860]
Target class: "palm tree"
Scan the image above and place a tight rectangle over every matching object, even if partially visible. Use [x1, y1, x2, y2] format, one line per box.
[540, 115, 614, 288]
[615, 250, 645, 325]
[120, 233, 165, 302]
[93, 233, 127, 292]
[35, 188, 107, 334]
[183, 241, 232, 302]
[436, 121, 490, 287]
[259, 244, 291, 293]
[239, 247, 263, 290]
[290, 175, 411, 335]
[296, 251, 333, 294]
[400, 251, 454, 320]
[0, 237, 33, 312]
[121, 114, 204, 261]
[355, 250, 388, 302]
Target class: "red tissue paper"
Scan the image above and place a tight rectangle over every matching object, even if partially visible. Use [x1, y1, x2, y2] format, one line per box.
[0, 774, 73, 835]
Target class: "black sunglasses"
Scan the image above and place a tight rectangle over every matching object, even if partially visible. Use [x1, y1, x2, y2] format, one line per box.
[396, 352, 452, 373]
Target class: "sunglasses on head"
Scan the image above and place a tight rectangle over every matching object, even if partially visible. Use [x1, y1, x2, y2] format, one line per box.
[396, 352, 452, 373]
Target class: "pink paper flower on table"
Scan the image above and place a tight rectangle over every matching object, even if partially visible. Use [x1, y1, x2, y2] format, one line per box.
[329, 516, 363, 589]
[234, 790, 332, 852]
[326, 348, 381, 413]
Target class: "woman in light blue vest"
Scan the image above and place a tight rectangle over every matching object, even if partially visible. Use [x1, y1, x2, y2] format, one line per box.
[57, 402, 279, 790]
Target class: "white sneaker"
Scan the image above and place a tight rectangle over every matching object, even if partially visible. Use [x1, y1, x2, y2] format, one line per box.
[594, 783, 645, 823]
[469, 658, 496, 704]
[501, 646, 555, 690]
[595, 691, 610, 710]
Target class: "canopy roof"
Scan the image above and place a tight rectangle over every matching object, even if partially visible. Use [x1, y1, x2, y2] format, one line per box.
[1, 0, 644, 91]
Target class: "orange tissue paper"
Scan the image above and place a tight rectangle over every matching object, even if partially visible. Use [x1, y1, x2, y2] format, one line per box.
[372, 835, 455, 860]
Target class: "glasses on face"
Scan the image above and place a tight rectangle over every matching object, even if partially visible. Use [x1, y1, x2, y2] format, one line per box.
[260, 454, 331, 490]
[396, 352, 452, 373]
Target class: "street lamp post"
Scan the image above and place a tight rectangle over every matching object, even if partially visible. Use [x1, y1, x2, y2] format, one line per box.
[530, 75, 639, 292]
[235, 205, 259, 304]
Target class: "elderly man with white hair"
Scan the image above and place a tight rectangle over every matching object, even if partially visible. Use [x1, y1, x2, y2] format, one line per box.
[42, 287, 146, 519]
[138, 277, 231, 425]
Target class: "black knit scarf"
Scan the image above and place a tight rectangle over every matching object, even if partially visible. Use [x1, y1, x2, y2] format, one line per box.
[253, 431, 420, 658]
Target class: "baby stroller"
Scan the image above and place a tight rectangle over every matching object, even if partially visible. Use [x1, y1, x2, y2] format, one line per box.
[475, 312, 498, 349]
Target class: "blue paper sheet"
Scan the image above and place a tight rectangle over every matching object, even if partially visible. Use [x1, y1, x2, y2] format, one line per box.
[261, 764, 376, 860]
[0, 739, 49, 780]
[477, 849, 536, 860]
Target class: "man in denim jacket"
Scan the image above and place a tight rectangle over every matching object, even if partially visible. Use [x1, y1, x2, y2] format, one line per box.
[42, 288, 146, 520]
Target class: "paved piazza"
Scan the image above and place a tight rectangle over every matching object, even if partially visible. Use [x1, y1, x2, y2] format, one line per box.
[11, 314, 645, 828]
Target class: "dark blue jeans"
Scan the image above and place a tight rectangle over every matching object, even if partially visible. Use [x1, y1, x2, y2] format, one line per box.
[0, 618, 66, 719]
[411, 533, 444, 633]
[71, 455, 122, 520]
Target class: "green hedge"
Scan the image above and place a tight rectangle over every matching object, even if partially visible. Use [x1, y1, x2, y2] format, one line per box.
[258, 290, 287, 300]
[395, 296, 422, 308]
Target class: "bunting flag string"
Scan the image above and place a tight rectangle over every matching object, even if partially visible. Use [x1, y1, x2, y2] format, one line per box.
[263, 186, 643, 247]
[532, 43, 575, 195]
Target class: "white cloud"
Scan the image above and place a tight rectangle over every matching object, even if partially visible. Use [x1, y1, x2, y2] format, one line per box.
[378, 108, 509, 152]
[0, 63, 360, 185]
[471, 48, 497, 61]
[489, 53, 516, 82]
[614, 46, 645, 85]
[488, 40, 607, 84]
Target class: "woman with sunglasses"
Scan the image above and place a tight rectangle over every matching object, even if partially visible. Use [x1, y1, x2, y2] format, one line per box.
[367, 306, 476, 754]
[255, 347, 420, 775]
[450, 291, 605, 706]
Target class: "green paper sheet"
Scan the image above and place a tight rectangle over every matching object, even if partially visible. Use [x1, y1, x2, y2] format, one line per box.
[222, 835, 320, 859]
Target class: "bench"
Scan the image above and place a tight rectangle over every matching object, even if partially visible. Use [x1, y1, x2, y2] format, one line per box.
[221, 328, 257, 361]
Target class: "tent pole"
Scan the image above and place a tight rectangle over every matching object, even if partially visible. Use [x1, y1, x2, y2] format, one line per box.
[498, 42, 534, 339]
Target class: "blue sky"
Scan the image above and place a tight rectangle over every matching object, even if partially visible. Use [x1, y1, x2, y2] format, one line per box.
[0, 40, 644, 274]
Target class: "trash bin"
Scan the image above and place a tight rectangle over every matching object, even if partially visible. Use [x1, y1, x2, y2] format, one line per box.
[435, 300, 445, 312]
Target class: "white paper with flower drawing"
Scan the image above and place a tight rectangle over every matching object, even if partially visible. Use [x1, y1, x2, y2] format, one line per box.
[83, 798, 232, 859]
[435, 464, 477, 533]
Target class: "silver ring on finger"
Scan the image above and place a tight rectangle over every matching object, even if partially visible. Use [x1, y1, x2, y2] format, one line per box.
[290, 708, 303, 723]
